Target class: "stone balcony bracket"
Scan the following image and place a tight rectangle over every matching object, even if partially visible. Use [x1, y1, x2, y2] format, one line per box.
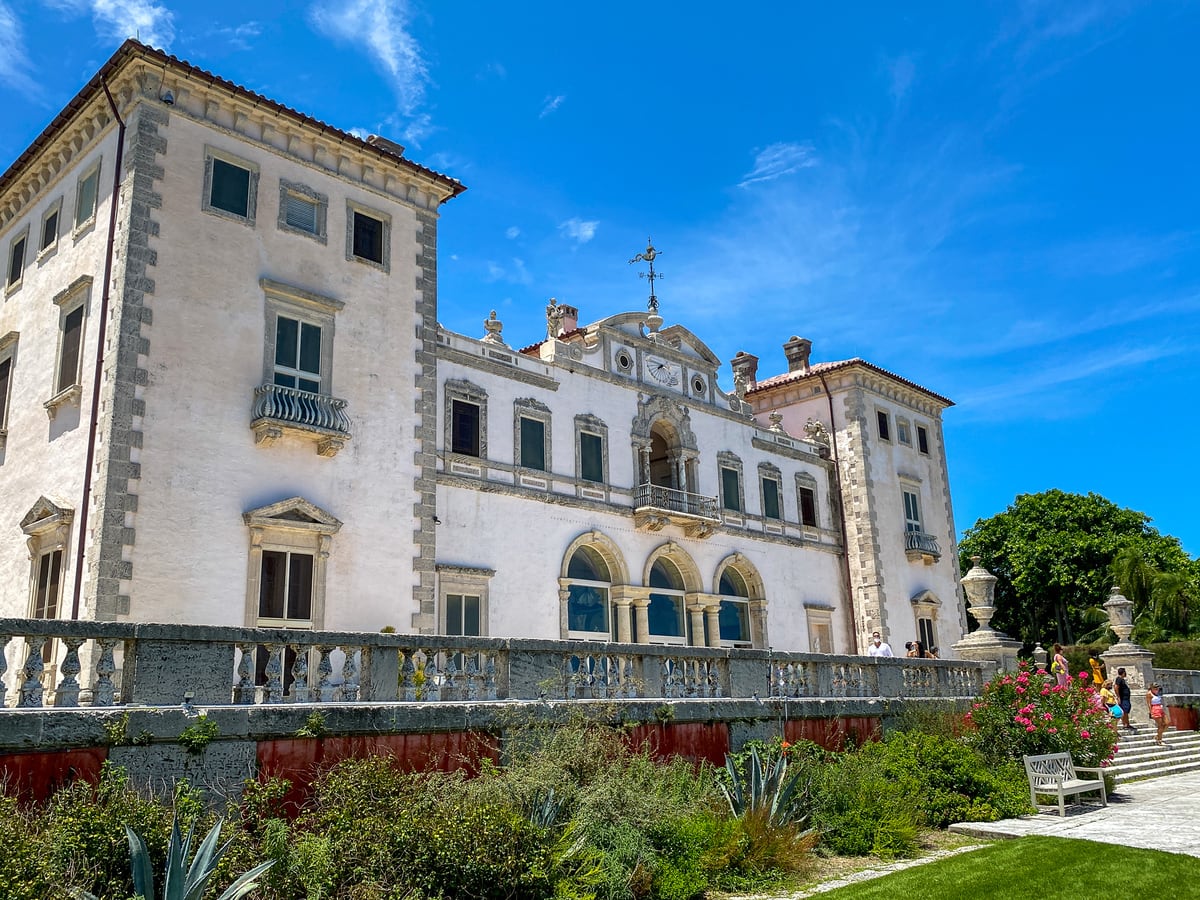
[43, 383, 82, 420]
[251, 383, 352, 457]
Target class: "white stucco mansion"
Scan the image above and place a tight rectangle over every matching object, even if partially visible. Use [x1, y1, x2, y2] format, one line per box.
[0, 41, 966, 657]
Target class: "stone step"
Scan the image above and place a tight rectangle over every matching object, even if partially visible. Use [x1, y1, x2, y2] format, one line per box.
[1113, 757, 1200, 784]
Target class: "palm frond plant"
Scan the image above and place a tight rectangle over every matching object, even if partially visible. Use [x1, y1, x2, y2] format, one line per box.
[73, 814, 272, 900]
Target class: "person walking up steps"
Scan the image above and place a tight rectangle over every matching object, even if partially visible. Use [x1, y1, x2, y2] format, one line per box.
[1115, 667, 1135, 731]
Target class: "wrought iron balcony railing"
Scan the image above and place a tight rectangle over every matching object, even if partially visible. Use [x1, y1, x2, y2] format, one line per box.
[904, 530, 942, 558]
[634, 483, 719, 520]
[251, 383, 351, 456]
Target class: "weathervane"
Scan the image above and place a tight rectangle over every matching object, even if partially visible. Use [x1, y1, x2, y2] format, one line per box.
[629, 238, 662, 314]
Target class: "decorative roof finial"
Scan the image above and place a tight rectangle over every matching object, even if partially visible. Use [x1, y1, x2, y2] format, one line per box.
[629, 238, 662, 315]
[481, 310, 507, 347]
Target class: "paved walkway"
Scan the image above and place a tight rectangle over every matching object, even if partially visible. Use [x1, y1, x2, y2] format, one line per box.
[948, 769, 1200, 857]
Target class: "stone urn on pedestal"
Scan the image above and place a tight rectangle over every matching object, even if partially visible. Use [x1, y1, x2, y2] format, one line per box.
[1100, 586, 1157, 724]
[952, 557, 1022, 676]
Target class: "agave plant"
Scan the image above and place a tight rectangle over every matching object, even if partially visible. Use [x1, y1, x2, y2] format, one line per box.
[720, 745, 811, 829]
[73, 814, 273, 900]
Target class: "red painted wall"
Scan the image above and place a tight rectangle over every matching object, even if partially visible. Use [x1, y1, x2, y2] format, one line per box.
[622, 722, 731, 767]
[1168, 705, 1198, 731]
[257, 731, 500, 809]
[784, 717, 882, 750]
[0, 747, 108, 803]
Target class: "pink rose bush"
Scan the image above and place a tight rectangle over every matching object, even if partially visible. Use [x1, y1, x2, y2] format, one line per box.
[963, 660, 1118, 767]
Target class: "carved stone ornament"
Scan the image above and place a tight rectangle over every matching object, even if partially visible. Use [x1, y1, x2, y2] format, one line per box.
[482, 309, 507, 346]
[768, 411, 786, 434]
[546, 299, 564, 340]
[803, 417, 831, 445]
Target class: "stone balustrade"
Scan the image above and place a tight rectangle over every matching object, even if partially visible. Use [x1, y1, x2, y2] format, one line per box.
[1154, 668, 1200, 698]
[0, 618, 985, 709]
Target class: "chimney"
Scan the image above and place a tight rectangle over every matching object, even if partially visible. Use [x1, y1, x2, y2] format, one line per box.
[366, 134, 406, 157]
[557, 303, 579, 334]
[731, 351, 759, 386]
[783, 336, 812, 373]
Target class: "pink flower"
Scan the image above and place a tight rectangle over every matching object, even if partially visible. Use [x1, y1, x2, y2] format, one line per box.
[1078, 671, 1089, 680]
[1048, 727, 1058, 733]
[1042, 713, 1053, 721]
[1041, 688, 1050, 695]
[1081, 730, 1090, 739]
[1026, 725, 1036, 732]
[1036, 668, 1047, 675]
[1016, 687, 1026, 694]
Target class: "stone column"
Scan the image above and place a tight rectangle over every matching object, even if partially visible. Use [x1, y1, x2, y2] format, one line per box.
[632, 595, 651, 644]
[688, 605, 706, 646]
[611, 589, 634, 644]
[705, 605, 723, 648]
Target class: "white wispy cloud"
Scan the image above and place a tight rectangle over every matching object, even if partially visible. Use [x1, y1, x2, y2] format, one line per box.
[887, 54, 916, 104]
[45, 0, 175, 47]
[214, 20, 261, 51]
[738, 142, 818, 187]
[309, 0, 430, 144]
[477, 61, 506, 80]
[559, 217, 598, 244]
[539, 94, 565, 118]
[505, 226, 520, 239]
[0, 1, 37, 95]
[485, 258, 532, 285]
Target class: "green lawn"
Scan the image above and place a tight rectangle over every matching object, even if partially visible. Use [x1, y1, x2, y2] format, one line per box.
[816, 837, 1200, 899]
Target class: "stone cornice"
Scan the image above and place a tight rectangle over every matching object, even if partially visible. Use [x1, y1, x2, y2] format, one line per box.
[2, 41, 465, 233]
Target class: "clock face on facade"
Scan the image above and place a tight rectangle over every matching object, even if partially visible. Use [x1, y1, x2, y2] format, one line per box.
[645, 356, 680, 386]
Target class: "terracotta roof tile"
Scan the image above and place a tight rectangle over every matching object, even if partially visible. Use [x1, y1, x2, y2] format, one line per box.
[749, 358, 953, 407]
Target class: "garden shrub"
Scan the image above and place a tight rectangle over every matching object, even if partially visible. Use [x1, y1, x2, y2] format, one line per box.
[0, 797, 57, 900]
[810, 747, 921, 859]
[966, 660, 1118, 768]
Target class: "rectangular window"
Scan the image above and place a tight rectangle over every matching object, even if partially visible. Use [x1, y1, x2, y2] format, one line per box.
[258, 550, 314, 623]
[897, 420, 911, 446]
[210, 158, 251, 217]
[579, 432, 603, 483]
[0, 356, 12, 432]
[917, 425, 930, 455]
[762, 478, 781, 520]
[720, 467, 742, 512]
[519, 416, 546, 470]
[41, 207, 59, 252]
[798, 486, 818, 527]
[284, 193, 318, 233]
[6, 234, 25, 288]
[445, 593, 481, 636]
[32, 549, 64, 620]
[75, 165, 100, 228]
[273, 315, 322, 392]
[56, 305, 84, 393]
[352, 210, 384, 263]
[451, 399, 481, 456]
[877, 410, 891, 441]
[918, 617, 935, 650]
[903, 489, 922, 533]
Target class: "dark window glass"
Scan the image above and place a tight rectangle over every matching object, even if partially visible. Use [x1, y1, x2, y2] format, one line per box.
[57, 306, 83, 392]
[917, 426, 930, 454]
[567, 584, 609, 633]
[8, 236, 25, 286]
[718, 600, 748, 642]
[353, 211, 384, 262]
[519, 417, 546, 470]
[580, 432, 603, 482]
[919, 618, 935, 649]
[259, 550, 287, 618]
[75, 168, 99, 226]
[877, 411, 890, 441]
[647, 593, 684, 637]
[649, 559, 683, 591]
[259, 550, 313, 620]
[275, 317, 298, 370]
[210, 159, 250, 217]
[567, 545, 609, 582]
[446, 594, 481, 636]
[33, 550, 63, 619]
[762, 478, 781, 520]
[720, 467, 741, 511]
[274, 316, 321, 391]
[287, 553, 313, 620]
[799, 486, 818, 527]
[451, 399, 481, 456]
[41, 210, 59, 251]
[719, 569, 748, 597]
[0, 357, 10, 427]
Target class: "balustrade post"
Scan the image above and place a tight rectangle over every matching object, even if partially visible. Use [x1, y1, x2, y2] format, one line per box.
[0, 634, 10, 707]
[263, 644, 284, 704]
[233, 643, 257, 704]
[291, 648, 310, 702]
[18, 638, 46, 708]
[314, 646, 336, 702]
[424, 652, 442, 702]
[54, 637, 84, 707]
[400, 649, 417, 701]
[91, 638, 118, 706]
[339, 646, 359, 701]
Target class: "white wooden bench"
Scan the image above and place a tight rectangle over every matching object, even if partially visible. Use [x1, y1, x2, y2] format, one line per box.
[1022, 752, 1107, 816]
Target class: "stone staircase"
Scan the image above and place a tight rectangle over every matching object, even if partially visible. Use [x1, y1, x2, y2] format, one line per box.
[1108, 726, 1200, 784]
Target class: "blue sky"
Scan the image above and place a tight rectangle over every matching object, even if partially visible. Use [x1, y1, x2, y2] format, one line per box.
[4, 1, 1198, 557]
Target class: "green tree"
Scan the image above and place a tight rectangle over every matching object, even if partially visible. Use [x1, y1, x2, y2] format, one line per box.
[958, 490, 1195, 646]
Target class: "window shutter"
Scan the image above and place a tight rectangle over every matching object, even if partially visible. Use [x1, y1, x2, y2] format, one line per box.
[285, 193, 317, 232]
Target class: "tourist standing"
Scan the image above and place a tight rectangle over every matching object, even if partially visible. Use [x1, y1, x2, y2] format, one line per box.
[866, 632, 893, 658]
[1148, 683, 1171, 746]
[1114, 668, 1134, 731]
[1051, 644, 1069, 688]
[1089, 655, 1105, 686]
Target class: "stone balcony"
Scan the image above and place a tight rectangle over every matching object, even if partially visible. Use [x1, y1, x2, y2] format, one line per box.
[250, 383, 352, 457]
[633, 483, 721, 538]
[904, 530, 942, 564]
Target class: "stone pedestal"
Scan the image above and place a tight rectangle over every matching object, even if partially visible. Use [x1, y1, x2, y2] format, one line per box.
[1101, 645, 1156, 725]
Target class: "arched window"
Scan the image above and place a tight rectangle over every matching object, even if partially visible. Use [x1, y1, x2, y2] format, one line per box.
[566, 545, 612, 639]
[648, 558, 687, 643]
[718, 568, 751, 644]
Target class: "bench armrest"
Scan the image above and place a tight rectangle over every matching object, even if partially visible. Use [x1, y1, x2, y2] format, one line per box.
[1074, 767, 1104, 776]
